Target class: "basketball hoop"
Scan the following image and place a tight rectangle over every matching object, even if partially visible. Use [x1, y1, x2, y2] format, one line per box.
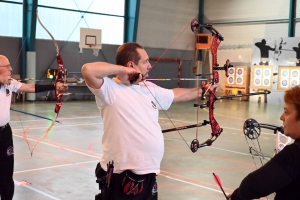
[88, 44, 101, 57]
[79, 28, 102, 56]
[93, 48, 99, 56]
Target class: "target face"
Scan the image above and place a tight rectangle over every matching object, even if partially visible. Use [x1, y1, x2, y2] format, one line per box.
[263, 79, 270, 85]
[255, 69, 262, 76]
[281, 80, 288, 86]
[237, 69, 243, 75]
[255, 78, 261, 85]
[228, 68, 235, 75]
[282, 70, 288, 77]
[291, 80, 298, 87]
[237, 77, 242, 84]
[292, 70, 298, 77]
[264, 70, 270, 76]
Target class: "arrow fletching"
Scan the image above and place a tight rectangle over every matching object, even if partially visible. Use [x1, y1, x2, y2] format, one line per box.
[212, 172, 229, 200]
[213, 172, 222, 187]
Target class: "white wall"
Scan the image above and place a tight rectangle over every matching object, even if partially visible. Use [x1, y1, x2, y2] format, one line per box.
[137, 0, 199, 50]
[137, 0, 294, 104]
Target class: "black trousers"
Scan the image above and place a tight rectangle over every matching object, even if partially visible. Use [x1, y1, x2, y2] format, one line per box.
[0, 124, 14, 200]
[95, 163, 158, 200]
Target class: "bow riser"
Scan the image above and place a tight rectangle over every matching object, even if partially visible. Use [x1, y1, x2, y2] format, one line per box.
[209, 31, 222, 138]
[54, 54, 66, 114]
[208, 97, 222, 138]
[189, 20, 227, 152]
[211, 36, 221, 70]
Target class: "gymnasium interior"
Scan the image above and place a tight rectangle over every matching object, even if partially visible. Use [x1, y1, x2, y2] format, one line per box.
[1, 0, 298, 199]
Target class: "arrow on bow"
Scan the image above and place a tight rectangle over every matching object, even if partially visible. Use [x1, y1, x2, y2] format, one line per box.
[10, 108, 61, 124]
[26, 10, 67, 156]
[212, 172, 228, 200]
[145, 78, 208, 81]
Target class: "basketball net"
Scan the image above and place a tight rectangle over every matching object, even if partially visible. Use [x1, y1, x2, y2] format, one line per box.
[88, 44, 101, 56]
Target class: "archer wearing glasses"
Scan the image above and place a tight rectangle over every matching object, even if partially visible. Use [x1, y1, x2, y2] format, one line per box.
[0, 55, 68, 200]
[0, 64, 11, 69]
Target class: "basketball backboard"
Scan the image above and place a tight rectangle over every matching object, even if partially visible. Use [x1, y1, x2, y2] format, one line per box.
[79, 27, 102, 56]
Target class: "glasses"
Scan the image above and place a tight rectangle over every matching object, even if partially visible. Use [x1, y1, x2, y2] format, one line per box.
[6, 89, 10, 96]
[0, 64, 11, 69]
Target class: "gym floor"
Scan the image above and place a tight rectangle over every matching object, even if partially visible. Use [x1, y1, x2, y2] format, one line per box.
[10, 99, 283, 200]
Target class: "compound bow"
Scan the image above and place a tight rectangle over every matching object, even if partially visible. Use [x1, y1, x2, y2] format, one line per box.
[243, 118, 291, 166]
[162, 19, 271, 153]
[142, 19, 271, 154]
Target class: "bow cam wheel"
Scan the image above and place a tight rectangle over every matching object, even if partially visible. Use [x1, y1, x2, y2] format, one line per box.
[243, 118, 261, 140]
[190, 139, 199, 153]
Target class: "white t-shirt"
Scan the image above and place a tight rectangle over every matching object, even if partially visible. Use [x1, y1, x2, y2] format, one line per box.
[88, 77, 174, 174]
[0, 79, 22, 126]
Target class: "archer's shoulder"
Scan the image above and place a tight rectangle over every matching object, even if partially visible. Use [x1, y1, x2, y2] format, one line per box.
[273, 139, 300, 179]
[274, 140, 300, 163]
[278, 141, 300, 154]
[284, 139, 300, 150]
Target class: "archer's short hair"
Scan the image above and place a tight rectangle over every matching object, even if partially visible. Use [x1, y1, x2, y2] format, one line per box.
[116, 42, 143, 66]
[284, 85, 300, 119]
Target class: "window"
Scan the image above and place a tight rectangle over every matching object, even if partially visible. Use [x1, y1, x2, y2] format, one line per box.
[0, 1, 22, 37]
[38, 0, 124, 16]
[37, 0, 125, 45]
[0, 0, 125, 45]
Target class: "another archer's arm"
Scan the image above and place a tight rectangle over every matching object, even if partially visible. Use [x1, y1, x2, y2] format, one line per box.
[82, 62, 141, 89]
[17, 83, 67, 93]
[230, 144, 299, 200]
[172, 88, 200, 103]
[268, 46, 276, 51]
[172, 84, 219, 103]
[254, 42, 261, 48]
[17, 84, 35, 93]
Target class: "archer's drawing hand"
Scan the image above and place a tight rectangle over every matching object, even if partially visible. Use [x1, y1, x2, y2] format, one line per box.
[119, 67, 142, 85]
[209, 83, 220, 91]
[203, 83, 220, 91]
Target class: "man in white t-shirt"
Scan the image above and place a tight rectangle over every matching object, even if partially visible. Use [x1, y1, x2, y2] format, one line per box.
[0, 55, 67, 200]
[82, 42, 218, 200]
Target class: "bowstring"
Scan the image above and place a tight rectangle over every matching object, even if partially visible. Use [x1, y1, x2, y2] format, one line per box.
[244, 124, 268, 168]
[17, 111, 32, 153]
[144, 21, 194, 150]
[152, 23, 190, 68]
[12, 33, 28, 72]
[141, 81, 190, 149]
[195, 78, 200, 141]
